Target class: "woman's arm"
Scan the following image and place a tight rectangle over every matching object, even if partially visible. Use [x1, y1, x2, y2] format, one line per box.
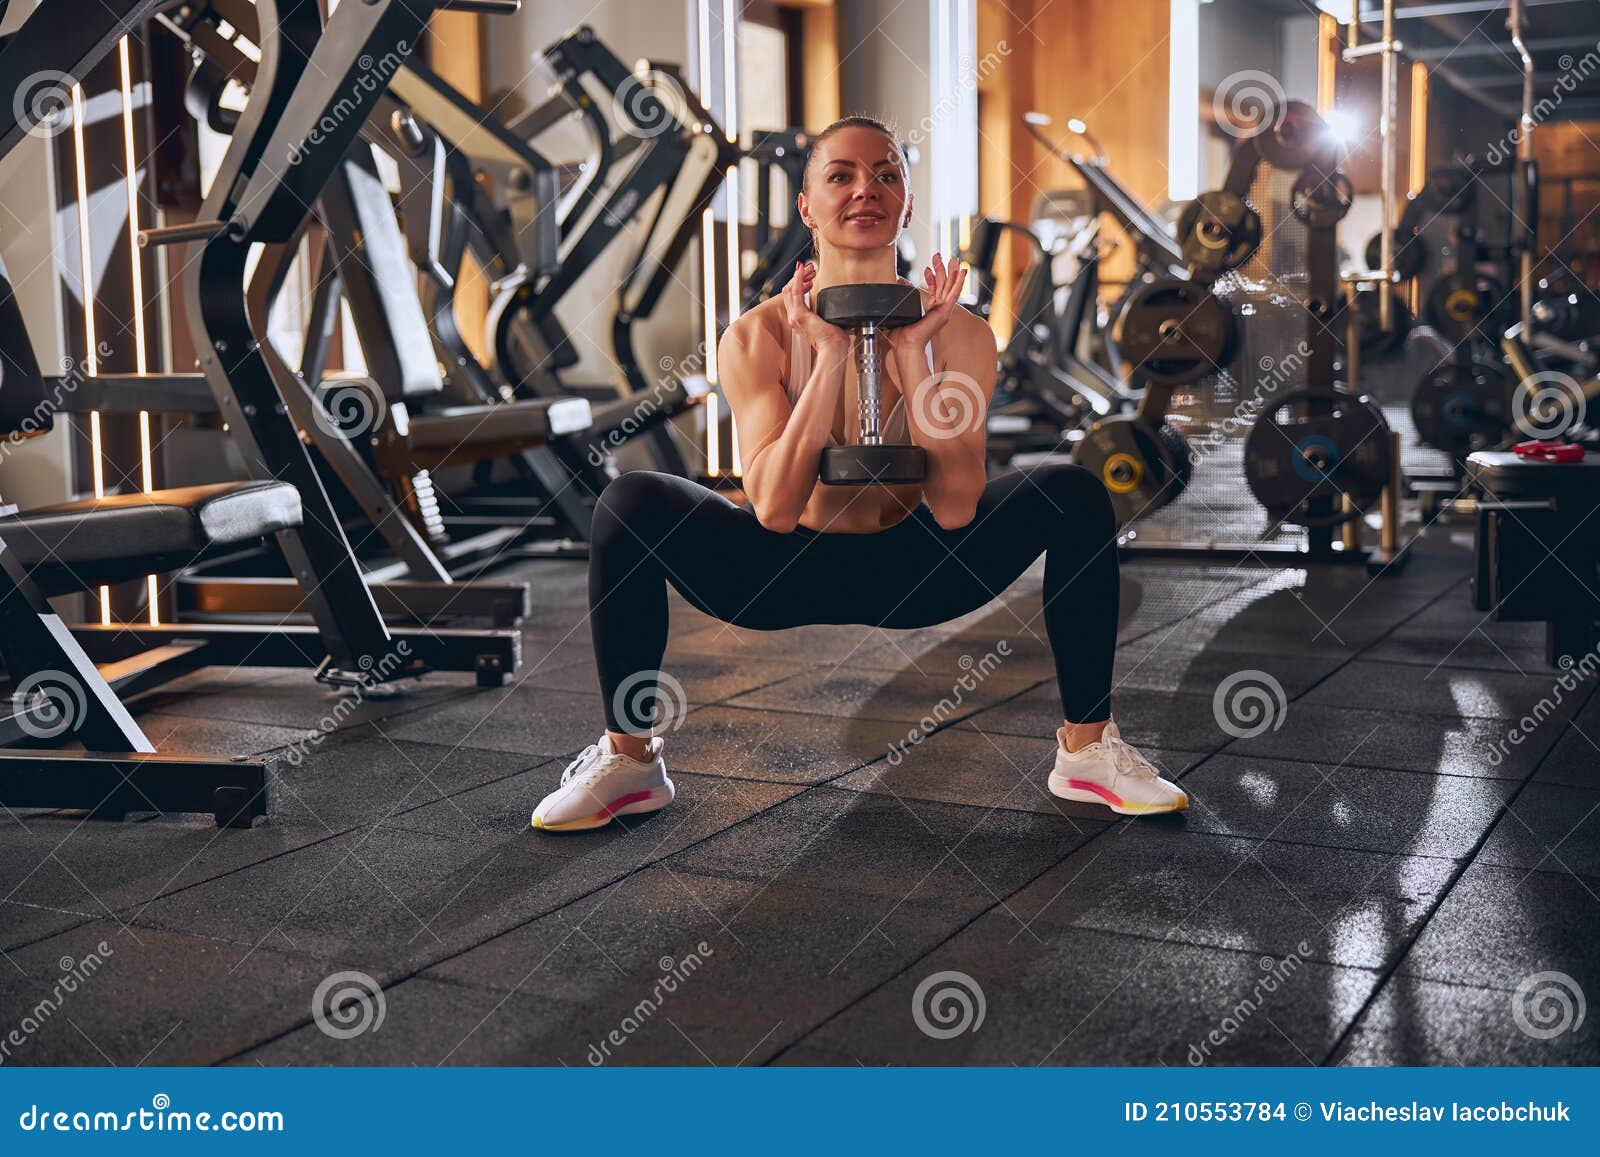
[896, 309, 996, 530]
[718, 318, 846, 534]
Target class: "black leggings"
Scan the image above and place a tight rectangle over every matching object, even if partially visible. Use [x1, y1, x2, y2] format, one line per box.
[589, 464, 1120, 733]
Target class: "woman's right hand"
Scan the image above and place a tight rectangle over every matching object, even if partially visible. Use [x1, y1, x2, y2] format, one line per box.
[783, 261, 848, 358]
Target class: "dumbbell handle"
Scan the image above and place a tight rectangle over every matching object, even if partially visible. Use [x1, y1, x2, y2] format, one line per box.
[855, 323, 883, 445]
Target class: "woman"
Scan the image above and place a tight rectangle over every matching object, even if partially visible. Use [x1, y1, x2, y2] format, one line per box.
[532, 116, 1187, 831]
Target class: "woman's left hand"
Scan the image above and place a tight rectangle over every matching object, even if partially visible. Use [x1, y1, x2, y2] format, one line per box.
[889, 253, 968, 352]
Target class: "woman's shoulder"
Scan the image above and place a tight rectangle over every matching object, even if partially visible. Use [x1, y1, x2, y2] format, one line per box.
[722, 295, 790, 356]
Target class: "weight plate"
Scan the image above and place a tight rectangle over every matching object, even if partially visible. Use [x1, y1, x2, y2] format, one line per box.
[1291, 168, 1353, 229]
[1256, 101, 1333, 171]
[1112, 277, 1237, 386]
[1073, 415, 1192, 525]
[1333, 288, 1413, 363]
[1424, 272, 1506, 344]
[815, 283, 923, 329]
[1410, 360, 1511, 456]
[1364, 230, 1425, 282]
[1176, 190, 1262, 274]
[819, 443, 927, 486]
[1421, 168, 1476, 214]
[1244, 387, 1392, 527]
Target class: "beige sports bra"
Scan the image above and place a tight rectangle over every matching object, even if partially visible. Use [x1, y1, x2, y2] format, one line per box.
[786, 292, 933, 446]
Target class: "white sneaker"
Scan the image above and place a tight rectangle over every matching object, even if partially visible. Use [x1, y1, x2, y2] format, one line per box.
[531, 736, 675, 832]
[1047, 719, 1189, 816]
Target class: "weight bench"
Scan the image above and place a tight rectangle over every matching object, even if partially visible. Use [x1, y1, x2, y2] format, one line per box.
[1468, 449, 1600, 668]
[0, 269, 297, 827]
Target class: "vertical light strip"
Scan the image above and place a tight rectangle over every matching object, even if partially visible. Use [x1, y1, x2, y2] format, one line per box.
[705, 392, 720, 475]
[722, 0, 740, 327]
[935, 0, 950, 257]
[722, 1, 742, 475]
[1409, 60, 1428, 196]
[701, 209, 719, 386]
[120, 38, 160, 626]
[697, 0, 720, 478]
[1167, 0, 1200, 202]
[1317, 13, 1339, 115]
[71, 83, 113, 625]
[725, 167, 741, 325]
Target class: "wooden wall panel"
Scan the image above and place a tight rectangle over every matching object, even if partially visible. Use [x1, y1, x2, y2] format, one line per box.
[989, 0, 1170, 290]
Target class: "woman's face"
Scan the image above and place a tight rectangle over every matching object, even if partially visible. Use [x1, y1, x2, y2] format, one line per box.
[798, 125, 912, 259]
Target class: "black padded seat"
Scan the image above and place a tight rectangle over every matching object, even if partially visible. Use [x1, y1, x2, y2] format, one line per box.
[0, 480, 301, 594]
[406, 396, 594, 449]
[381, 396, 595, 474]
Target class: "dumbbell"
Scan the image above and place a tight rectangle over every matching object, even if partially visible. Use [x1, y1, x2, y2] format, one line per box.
[815, 283, 928, 485]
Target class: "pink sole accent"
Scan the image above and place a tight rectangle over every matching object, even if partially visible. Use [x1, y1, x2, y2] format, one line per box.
[1065, 779, 1125, 807]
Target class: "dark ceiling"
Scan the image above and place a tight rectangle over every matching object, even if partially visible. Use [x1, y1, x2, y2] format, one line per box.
[1241, 0, 1600, 120]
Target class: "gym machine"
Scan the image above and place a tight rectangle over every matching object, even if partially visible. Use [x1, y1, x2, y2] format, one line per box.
[92, 0, 577, 630]
[1075, 97, 1403, 573]
[742, 129, 814, 310]
[0, 0, 293, 826]
[1467, 0, 1600, 667]
[480, 27, 736, 482]
[41, 0, 533, 685]
[962, 212, 1138, 463]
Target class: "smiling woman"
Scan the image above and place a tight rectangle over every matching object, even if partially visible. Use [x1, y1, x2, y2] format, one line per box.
[529, 112, 1188, 834]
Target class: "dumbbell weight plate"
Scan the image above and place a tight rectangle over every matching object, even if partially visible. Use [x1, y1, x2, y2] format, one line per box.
[1364, 230, 1425, 282]
[1244, 388, 1392, 527]
[1176, 190, 1262, 274]
[820, 443, 927, 486]
[1256, 101, 1334, 171]
[1113, 277, 1237, 386]
[815, 283, 924, 329]
[1333, 288, 1413, 363]
[1421, 168, 1476, 215]
[1073, 415, 1193, 525]
[1424, 273, 1506, 344]
[1290, 168, 1353, 230]
[1410, 361, 1512, 456]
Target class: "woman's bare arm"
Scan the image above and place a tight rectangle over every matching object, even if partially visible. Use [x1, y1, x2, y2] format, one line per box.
[718, 316, 846, 533]
[897, 304, 996, 530]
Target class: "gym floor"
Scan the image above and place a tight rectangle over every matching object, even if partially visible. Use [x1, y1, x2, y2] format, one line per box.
[2, 512, 1596, 1067]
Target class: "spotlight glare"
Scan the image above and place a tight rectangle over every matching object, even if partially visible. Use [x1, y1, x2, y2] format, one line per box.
[1324, 109, 1360, 145]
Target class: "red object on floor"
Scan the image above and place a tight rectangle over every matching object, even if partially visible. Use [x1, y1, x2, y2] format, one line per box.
[1513, 440, 1586, 462]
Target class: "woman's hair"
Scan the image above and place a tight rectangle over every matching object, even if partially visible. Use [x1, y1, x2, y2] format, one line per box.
[800, 115, 910, 264]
